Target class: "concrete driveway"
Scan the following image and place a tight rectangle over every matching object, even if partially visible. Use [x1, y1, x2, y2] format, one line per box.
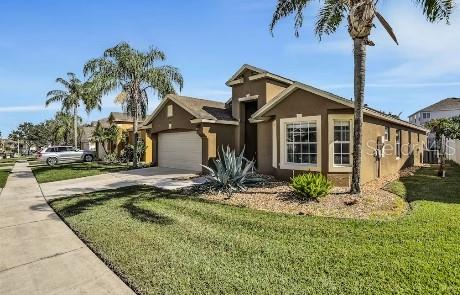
[0, 162, 135, 295]
[40, 167, 206, 200]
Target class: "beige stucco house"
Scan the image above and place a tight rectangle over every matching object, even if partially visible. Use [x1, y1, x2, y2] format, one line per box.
[139, 64, 427, 186]
[93, 112, 140, 160]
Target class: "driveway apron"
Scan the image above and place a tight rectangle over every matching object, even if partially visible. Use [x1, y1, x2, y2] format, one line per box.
[0, 162, 134, 295]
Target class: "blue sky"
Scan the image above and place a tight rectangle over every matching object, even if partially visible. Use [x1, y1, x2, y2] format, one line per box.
[0, 0, 459, 137]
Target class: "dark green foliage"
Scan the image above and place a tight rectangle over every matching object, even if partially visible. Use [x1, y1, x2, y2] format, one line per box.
[84, 42, 184, 168]
[291, 172, 333, 199]
[120, 141, 146, 163]
[0, 170, 9, 188]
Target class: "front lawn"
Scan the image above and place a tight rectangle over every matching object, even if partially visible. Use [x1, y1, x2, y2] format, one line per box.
[50, 164, 460, 294]
[32, 162, 130, 183]
[0, 162, 14, 167]
[0, 158, 17, 164]
[0, 170, 10, 188]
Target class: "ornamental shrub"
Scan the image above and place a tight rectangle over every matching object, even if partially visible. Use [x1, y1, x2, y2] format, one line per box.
[291, 173, 333, 200]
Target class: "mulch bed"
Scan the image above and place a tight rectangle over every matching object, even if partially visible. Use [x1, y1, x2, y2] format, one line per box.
[182, 167, 421, 220]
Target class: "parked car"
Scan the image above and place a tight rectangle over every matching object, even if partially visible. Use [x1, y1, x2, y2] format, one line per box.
[37, 146, 96, 166]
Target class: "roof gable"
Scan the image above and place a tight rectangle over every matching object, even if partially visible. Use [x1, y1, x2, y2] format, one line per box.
[109, 112, 135, 123]
[410, 98, 460, 116]
[252, 83, 354, 119]
[144, 94, 235, 125]
[226, 64, 294, 86]
[251, 82, 427, 132]
[225, 64, 265, 85]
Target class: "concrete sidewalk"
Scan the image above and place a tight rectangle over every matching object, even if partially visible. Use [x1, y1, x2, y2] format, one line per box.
[40, 166, 206, 200]
[0, 162, 134, 295]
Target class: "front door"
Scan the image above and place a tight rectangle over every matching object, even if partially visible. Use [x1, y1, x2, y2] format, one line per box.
[244, 101, 258, 161]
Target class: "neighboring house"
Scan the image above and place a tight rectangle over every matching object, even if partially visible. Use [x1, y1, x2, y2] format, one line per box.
[0, 139, 25, 157]
[108, 112, 139, 155]
[409, 97, 460, 164]
[79, 125, 96, 151]
[126, 124, 154, 164]
[94, 112, 144, 160]
[409, 98, 460, 126]
[138, 64, 427, 186]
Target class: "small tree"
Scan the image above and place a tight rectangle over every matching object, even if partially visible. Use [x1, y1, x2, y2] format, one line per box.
[93, 124, 120, 156]
[426, 116, 460, 177]
[8, 123, 33, 155]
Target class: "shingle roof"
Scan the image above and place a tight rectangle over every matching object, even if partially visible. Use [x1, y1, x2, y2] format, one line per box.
[109, 112, 135, 122]
[97, 118, 110, 128]
[170, 95, 235, 121]
[410, 98, 460, 116]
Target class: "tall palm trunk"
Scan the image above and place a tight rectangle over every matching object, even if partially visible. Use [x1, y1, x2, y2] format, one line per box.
[132, 90, 139, 168]
[350, 38, 366, 194]
[73, 105, 78, 149]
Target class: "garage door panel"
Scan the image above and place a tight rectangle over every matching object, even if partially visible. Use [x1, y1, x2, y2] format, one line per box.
[158, 131, 202, 171]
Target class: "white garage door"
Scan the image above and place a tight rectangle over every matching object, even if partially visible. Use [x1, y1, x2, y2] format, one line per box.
[158, 131, 203, 171]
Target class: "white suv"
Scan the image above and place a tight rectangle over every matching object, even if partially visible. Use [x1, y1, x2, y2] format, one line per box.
[37, 146, 95, 166]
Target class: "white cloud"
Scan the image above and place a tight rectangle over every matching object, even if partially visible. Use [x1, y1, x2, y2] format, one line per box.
[0, 105, 57, 112]
[369, 3, 460, 80]
[323, 81, 460, 90]
[285, 40, 352, 55]
[282, 2, 459, 82]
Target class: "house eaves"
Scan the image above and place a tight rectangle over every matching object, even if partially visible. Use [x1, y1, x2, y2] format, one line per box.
[408, 98, 460, 117]
[225, 64, 294, 87]
[250, 82, 428, 133]
[144, 94, 236, 126]
[190, 119, 239, 126]
[143, 94, 201, 126]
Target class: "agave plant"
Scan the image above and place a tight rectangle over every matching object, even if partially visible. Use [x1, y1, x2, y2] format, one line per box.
[202, 146, 258, 198]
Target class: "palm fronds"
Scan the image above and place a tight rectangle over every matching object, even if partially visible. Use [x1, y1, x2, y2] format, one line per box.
[315, 0, 347, 39]
[270, 0, 313, 37]
[414, 0, 454, 23]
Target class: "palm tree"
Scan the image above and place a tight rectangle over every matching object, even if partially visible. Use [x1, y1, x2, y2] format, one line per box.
[84, 42, 184, 167]
[52, 111, 76, 145]
[270, 0, 455, 194]
[93, 124, 120, 156]
[46, 73, 102, 149]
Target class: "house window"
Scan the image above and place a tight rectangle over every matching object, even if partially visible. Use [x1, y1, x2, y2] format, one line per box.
[333, 120, 351, 166]
[286, 122, 317, 164]
[422, 112, 431, 119]
[328, 114, 353, 173]
[167, 105, 173, 117]
[384, 126, 390, 142]
[396, 129, 402, 158]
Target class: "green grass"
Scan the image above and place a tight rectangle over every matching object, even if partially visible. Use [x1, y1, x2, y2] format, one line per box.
[0, 158, 18, 164]
[50, 164, 460, 295]
[0, 169, 10, 188]
[386, 162, 460, 204]
[0, 162, 14, 167]
[32, 162, 130, 183]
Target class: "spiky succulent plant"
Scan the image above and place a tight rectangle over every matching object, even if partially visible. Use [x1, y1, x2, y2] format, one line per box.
[202, 146, 259, 197]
